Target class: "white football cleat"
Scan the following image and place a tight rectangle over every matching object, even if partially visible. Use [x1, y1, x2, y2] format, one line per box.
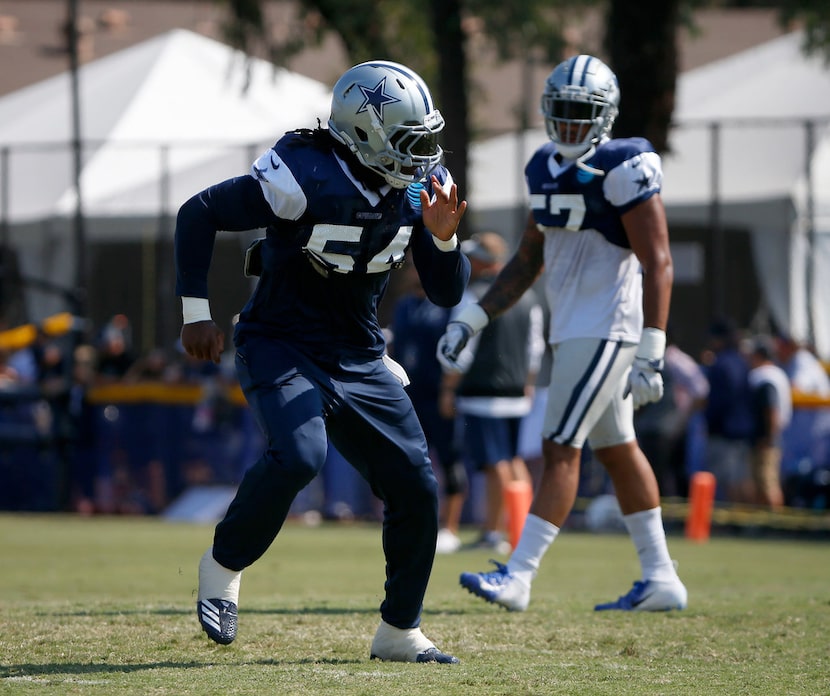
[370, 620, 459, 663]
[436, 528, 462, 554]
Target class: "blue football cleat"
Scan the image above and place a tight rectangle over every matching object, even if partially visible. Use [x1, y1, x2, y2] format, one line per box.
[594, 578, 688, 612]
[415, 647, 460, 664]
[459, 560, 530, 612]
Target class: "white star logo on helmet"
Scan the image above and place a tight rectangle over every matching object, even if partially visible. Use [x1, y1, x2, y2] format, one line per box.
[356, 77, 401, 120]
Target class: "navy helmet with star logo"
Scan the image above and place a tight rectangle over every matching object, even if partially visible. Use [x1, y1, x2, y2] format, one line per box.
[328, 60, 445, 189]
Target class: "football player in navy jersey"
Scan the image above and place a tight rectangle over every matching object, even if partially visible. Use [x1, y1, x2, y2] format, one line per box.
[176, 60, 468, 663]
[438, 55, 688, 613]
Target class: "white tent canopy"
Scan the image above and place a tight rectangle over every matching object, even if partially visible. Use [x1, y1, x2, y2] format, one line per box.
[0, 28, 332, 223]
[467, 31, 830, 358]
[0, 29, 332, 321]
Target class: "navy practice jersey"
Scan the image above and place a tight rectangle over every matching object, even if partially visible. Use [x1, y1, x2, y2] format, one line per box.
[524, 136, 663, 343]
[525, 137, 659, 249]
[174, 129, 469, 367]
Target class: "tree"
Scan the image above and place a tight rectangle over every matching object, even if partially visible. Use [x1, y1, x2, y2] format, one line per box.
[427, 0, 469, 210]
[604, 0, 681, 153]
[777, 1, 830, 60]
[216, 0, 830, 166]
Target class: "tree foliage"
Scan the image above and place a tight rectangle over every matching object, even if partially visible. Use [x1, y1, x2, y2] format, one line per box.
[777, 0, 830, 60]
[214, 0, 830, 192]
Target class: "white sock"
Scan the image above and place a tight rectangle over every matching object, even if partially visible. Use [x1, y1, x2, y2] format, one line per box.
[506, 514, 559, 586]
[198, 547, 242, 603]
[623, 507, 677, 582]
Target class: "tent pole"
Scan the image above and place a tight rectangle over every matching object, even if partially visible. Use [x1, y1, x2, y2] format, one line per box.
[709, 121, 724, 319]
[0, 146, 8, 248]
[804, 119, 816, 348]
[155, 144, 172, 353]
[517, 50, 533, 236]
[67, 0, 87, 316]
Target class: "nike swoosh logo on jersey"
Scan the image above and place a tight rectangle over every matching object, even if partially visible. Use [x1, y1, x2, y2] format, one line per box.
[270, 154, 281, 170]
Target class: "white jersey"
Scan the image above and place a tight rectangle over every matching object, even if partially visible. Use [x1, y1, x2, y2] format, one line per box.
[524, 137, 663, 345]
[749, 363, 793, 429]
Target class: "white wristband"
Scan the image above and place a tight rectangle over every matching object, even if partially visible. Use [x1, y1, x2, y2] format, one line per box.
[454, 303, 490, 333]
[636, 327, 666, 361]
[432, 234, 458, 252]
[182, 297, 212, 324]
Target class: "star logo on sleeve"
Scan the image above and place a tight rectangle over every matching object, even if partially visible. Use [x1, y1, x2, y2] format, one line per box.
[635, 173, 652, 190]
[357, 77, 401, 120]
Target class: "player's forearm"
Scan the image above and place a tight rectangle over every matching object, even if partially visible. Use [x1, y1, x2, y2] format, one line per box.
[412, 226, 471, 308]
[641, 257, 673, 330]
[479, 239, 543, 321]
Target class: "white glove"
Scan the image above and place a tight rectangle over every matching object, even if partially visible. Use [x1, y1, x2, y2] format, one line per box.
[625, 328, 666, 410]
[436, 303, 490, 372]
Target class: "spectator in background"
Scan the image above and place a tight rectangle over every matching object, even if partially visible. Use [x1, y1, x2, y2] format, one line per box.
[702, 317, 754, 503]
[66, 343, 99, 514]
[747, 336, 792, 509]
[389, 259, 467, 554]
[6, 342, 37, 385]
[774, 332, 830, 509]
[635, 331, 709, 498]
[774, 333, 830, 397]
[124, 347, 176, 383]
[0, 347, 21, 388]
[440, 231, 544, 554]
[95, 315, 136, 383]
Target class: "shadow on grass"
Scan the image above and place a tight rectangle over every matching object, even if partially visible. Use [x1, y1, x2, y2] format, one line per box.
[1, 656, 363, 679]
[41, 606, 469, 617]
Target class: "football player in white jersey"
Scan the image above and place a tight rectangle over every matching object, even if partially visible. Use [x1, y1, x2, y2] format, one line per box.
[438, 54, 687, 612]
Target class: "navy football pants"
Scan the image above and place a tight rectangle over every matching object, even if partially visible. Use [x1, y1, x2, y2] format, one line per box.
[212, 335, 439, 629]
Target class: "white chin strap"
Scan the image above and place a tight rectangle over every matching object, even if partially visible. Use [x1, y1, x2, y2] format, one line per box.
[558, 143, 605, 177]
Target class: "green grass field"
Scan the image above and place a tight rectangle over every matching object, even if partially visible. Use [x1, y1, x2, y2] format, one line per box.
[1, 514, 828, 695]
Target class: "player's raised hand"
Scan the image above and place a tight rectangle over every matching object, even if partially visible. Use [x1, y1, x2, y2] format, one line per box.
[181, 321, 225, 364]
[421, 175, 467, 242]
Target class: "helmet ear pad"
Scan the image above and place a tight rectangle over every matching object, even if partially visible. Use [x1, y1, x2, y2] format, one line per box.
[328, 61, 444, 188]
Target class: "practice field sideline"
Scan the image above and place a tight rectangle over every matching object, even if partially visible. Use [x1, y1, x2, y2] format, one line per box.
[1, 514, 827, 695]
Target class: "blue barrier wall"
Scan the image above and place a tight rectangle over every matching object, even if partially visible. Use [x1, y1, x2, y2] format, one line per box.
[2, 383, 829, 514]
